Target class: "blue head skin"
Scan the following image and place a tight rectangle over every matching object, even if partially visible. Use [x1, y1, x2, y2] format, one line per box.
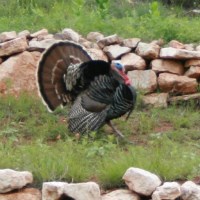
[111, 61, 131, 85]
[114, 62, 123, 71]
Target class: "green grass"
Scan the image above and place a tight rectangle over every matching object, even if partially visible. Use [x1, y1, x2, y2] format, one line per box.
[0, 93, 200, 189]
[0, 93, 69, 141]
[1, 0, 200, 43]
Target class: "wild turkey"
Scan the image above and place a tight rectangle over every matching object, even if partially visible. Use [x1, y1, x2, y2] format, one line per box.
[37, 41, 137, 138]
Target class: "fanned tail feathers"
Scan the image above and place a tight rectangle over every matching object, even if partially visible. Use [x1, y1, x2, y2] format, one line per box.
[37, 41, 92, 111]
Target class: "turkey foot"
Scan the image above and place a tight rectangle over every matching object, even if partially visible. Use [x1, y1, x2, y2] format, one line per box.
[107, 121, 125, 138]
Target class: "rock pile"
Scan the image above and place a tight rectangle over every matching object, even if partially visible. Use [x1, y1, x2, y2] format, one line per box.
[1, 28, 200, 106]
[0, 168, 200, 200]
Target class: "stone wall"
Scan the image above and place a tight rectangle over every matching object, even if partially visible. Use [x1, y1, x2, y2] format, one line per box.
[0, 168, 200, 200]
[1, 29, 200, 199]
[1, 28, 200, 106]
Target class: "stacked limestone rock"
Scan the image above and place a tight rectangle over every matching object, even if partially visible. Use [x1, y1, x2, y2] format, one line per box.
[1, 28, 200, 106]
[0, 168, 200, 200]
[0, 169, 41, 200]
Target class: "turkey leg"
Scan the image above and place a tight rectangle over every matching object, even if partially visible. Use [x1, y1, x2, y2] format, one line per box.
[107, 121, 124, 138]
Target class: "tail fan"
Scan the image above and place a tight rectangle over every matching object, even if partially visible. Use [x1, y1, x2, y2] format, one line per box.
[37, 41, 92, 111]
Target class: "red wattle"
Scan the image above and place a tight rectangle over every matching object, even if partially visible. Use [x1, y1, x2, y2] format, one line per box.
[119, 71, 131, 85]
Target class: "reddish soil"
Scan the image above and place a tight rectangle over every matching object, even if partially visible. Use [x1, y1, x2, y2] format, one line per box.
[153, 121, 174, 133]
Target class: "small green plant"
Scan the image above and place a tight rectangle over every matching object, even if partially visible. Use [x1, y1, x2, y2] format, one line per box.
[95, 0, 110, 18]
[161, 0, 200, 8]
[0, 126, 19, 142]
[149, 1, 161, 17]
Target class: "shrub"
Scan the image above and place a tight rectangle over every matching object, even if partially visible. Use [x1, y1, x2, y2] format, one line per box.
[160, 0, 200, 8]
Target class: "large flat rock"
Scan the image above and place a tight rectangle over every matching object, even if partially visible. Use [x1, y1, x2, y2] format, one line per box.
[97, 34, 121, 48]
[128, 70, 157, 93]
[123, 167, 162, 196]
[0, 188, 41, 200]
[103, 44, 131, 60]
[0, 169, 33, 193]
[0, 37, 28, 57]
[42, 182, 101, 200]
[142, 93, 169, 108]
[121, 53, 146, 71]
[135, 42, 160, 60]
[0, 51, 41, 94]
[151, 59, 184, 75]
[160, 47, 200, 59]
[102, 189, 140, 200]
[158, 73, 198, 94]
[0, 31, 17, 43]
